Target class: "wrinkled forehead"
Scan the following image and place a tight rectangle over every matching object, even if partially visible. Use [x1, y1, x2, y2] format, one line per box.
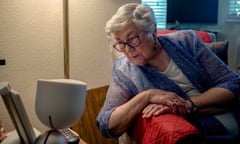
[110, 23, 141, 41]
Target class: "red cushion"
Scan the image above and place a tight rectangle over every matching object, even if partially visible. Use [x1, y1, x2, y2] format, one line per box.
[195, 31, 212, 43]
[129, 114, 200, 144]
[157, 30, 212, 43]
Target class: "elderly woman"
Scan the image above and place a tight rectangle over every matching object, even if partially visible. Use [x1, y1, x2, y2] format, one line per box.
[97, 3, 240, 144]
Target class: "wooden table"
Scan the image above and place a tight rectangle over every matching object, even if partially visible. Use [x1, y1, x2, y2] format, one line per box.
[3, 130, 87, 144]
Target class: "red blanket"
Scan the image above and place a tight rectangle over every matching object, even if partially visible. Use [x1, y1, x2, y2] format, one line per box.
[129, 114, 200, 144]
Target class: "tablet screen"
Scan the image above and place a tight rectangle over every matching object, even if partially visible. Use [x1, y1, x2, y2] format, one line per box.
[0, 82, 36, 143]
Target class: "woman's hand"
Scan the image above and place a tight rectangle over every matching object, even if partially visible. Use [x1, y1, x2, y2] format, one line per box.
[142, 104, 171, 118]
[145, 89, 192, 117]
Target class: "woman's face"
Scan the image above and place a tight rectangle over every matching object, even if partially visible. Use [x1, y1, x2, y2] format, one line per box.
[111, 23, 157, 66]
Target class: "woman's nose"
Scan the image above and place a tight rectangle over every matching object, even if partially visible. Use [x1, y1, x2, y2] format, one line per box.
[125, 44, 135, 53]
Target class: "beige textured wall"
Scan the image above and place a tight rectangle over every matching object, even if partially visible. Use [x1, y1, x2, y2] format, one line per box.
[0, 0, 138, 132]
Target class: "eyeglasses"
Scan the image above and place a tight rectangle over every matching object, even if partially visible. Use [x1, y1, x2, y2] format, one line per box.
[112, 31, 146, 52]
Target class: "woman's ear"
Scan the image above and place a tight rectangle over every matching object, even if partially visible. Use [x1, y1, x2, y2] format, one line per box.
[153, 23, 157, 32]
[152, 24, 157, 38]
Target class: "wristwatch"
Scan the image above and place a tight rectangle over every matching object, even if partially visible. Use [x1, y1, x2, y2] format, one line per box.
[189, 99, 199, 116]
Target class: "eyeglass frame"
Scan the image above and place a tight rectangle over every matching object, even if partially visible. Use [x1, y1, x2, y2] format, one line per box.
[112, 31, 148, 52]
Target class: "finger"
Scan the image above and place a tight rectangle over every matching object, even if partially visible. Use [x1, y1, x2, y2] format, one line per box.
[165, 97, 178, 106]
[153, 105, 171, 116]
[142, 104, 156, 118]
[175, 100, 190, 116]
[176, 96, 186, 103]
[168, 98, 179, 113]
[143, 104, 168, 118]
[142, 110, 153, 118]
[142, 104, 154, 114]
[168, 98, 185, 115]
[143, 105, 162, 118]
[150, 105, 165, 115]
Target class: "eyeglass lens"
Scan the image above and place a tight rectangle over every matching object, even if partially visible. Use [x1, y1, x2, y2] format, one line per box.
[113, 34, 142, 52]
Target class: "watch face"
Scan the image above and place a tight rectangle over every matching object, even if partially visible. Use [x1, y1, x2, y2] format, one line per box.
[191, 102, 199, 116]
[192, 105, 198, 113]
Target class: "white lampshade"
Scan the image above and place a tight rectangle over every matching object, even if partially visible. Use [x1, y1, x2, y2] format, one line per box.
[35, 79, 87, 129]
